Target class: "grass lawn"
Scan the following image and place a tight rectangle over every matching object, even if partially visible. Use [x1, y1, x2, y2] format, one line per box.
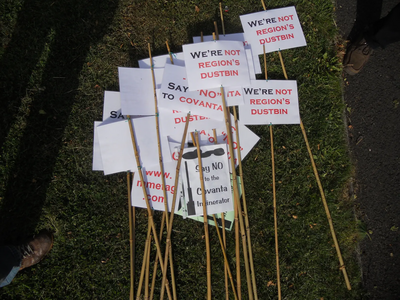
[0, 0, 365, 298]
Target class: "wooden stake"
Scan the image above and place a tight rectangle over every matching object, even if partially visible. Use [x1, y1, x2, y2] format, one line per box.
[220, 87, 253, 300]
[261, 0, 266, 11]
[263, 45, 267, 80]
[232, 107, 259, 300]
[213, 129, 229, 300]
[194, 131, 212, 300]
[264, 46, 281, 300]
[166, 40, 173, 64]
[145, 229, 151, 300]
[126, 115, 172, 298]
[148, 43, 177, 298]
[160, 113, 191, 300]
[214, 21, 219, 40]
[219, 2, 226, 36]
[278, 51, 351, 290]
[212, 213, 239, 300]
[270, 124, 281, 300]
[136, 221, 152, 300]
[127, 172, 135, 300]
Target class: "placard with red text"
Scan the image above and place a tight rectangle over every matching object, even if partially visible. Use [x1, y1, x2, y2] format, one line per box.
[182, 40, 250, 90]
[239, 80, 300, 125]
[240, 6, 306, 54]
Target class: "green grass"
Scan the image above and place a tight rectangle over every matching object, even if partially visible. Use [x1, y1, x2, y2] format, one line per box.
[0, 0, 365, 299]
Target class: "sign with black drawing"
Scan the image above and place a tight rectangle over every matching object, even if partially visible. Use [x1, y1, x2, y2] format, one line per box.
[181, 144, 233, 216]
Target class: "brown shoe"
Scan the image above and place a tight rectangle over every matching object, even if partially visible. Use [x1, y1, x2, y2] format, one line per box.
[343, 37, 373, 75]
[17, 230, 54, 270]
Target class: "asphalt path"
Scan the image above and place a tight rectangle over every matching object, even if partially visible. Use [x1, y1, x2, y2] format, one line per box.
[335, 0, 400, 299]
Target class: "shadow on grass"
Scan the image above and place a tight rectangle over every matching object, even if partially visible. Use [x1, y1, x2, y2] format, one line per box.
[0, 0, 119, 244]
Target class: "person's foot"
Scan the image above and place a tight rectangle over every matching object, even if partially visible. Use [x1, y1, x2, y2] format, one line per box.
[17, 230, 54, 270]
[343, 37, 373, 75]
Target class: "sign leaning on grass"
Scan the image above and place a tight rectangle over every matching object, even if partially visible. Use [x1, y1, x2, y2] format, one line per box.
[240, 6, 306, 54]
[239, 80, 300, 125]
[181, 144, 233, 217]
[183, 40, 250, 90]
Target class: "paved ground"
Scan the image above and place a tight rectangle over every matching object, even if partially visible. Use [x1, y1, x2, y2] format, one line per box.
[335, 0, 400, 299]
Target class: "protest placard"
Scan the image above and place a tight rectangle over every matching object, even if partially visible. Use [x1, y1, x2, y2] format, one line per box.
[181, 144, 233, 216]
[193, 114, 260, 170]
[159, 108, 225, 144]
[92, 121, 103, 171]
[118, 67, 164, 115]
[193, 33, 262, 75]
[182, 40, 250, 90]
[159, 64, 225, 118]
[103, 91, 126, 123]
[138, 52, 186, 68]
[131, 161, 178, 212]
[239, 80, 300, 125]
[240, 6, 306, 54]
[96, 117, 171, 175]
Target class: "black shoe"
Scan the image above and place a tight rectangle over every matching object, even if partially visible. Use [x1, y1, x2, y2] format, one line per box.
[17, 230, 54, 270]
[343, 37, 373, 75]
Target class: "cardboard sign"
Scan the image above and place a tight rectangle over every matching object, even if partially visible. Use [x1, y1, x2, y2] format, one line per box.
[192, 114, 260, 170]
[159, 108, 225, 144]
[92, 121, 103, 171]
[118, 67, 164, 115]
[182, 40, 250, 90]
[181, 144, 233, 216]
[103, 91, 127, 123]
[193, 33, 262, 75]
[131, 161, 178, 212]
[240, 6, 307, 54]
[239, 80, 300, 125]
[96, 117, 171, 175]
[138, 52, 186, 68]
[159, 64, 225, 119]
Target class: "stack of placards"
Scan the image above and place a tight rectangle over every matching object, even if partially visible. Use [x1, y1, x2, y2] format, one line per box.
[92, 5, 306, 227]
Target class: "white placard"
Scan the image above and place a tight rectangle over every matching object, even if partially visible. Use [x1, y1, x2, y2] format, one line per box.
[192, 114, 260, 170]
[96, 117, 171, 175]
[138, 52, 186, 68]
[118, 67, 164, 115]
[239, 80, 300, 125]
[159, 108, 225, 143]
[131, 161, 178, 212]
[182, 40, 250, 90]
[181, 144, 233, 216]
[92, 121, 103, 171]
[103, 91, 126, 123]
[193, 33, 262, 74]
[240, 6, 306, 54]
[159, 64, 225, 118]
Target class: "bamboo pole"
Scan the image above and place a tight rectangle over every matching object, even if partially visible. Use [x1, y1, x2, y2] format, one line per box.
[149, 212, 166, 300]
[214, 21, 219, 40]
[194, 131, 212, 300]
[148, 43, 177, 298]
[212, 213, 239, 300]
[263, 46, 282, 300]
[270, 124, 281, 300]
[219, 2, 226, 36]
[160, 113, 191, 299]
[145, 229, 152, 300]
[220, 87, 253, 300]
[127, 172, 135, 300]
[136, 221, 152, 300]
[166, 40, 173, 64]
[232, 107, 259, 300]
[261, 0, 266, 11]
[277, 51, 351, 290]
[263, 45, 267, 80]
[126, 115, 172, 298]
[212, 129, 229, 300]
